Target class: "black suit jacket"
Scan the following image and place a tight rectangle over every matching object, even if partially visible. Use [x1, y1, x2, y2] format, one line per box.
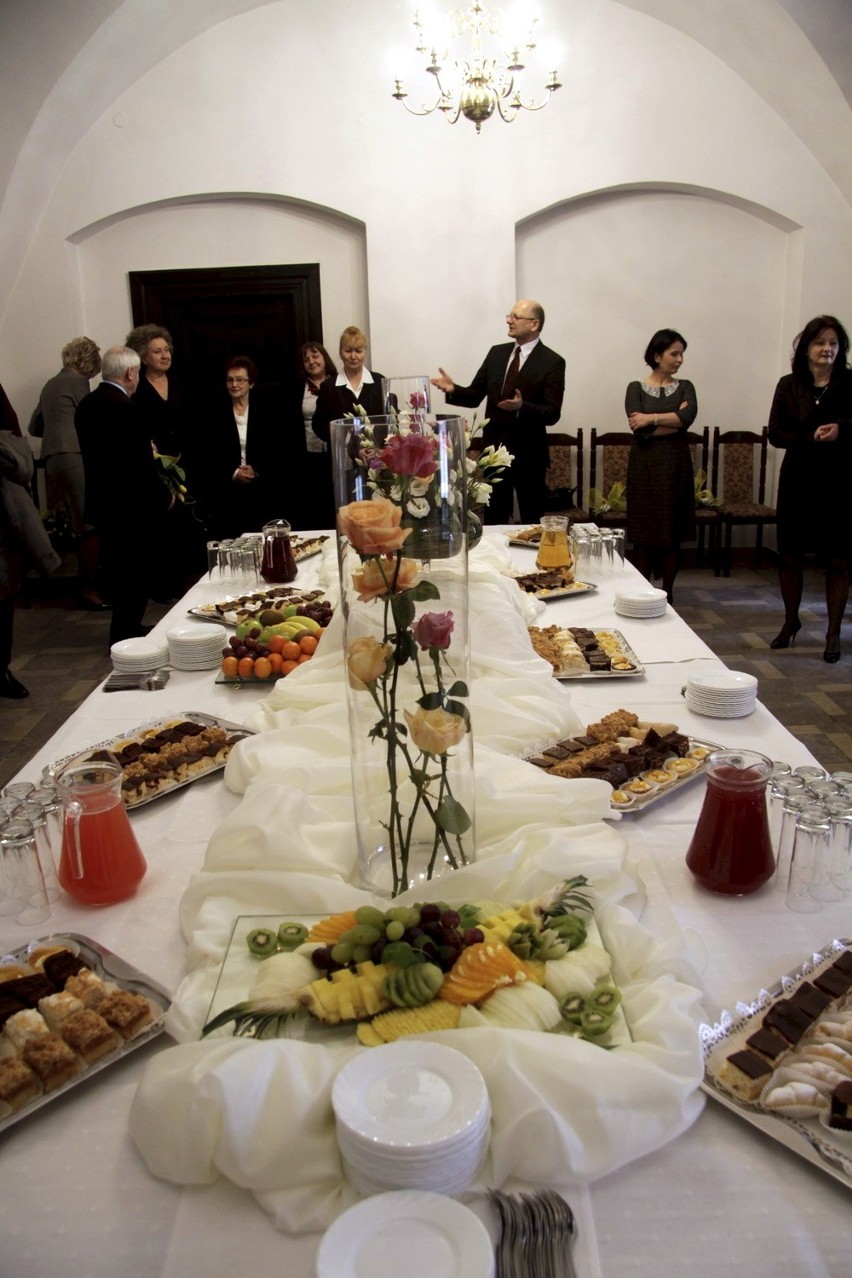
[191, 387, 288, 536]
[75, 382, 169, 536]
[446, 341, 565, 468]
[311, 372, 387, 446]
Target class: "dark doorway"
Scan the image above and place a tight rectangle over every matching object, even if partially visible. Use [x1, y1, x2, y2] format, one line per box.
[129, 263, 323, 394]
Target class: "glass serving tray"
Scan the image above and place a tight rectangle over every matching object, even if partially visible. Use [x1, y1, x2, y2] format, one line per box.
[43, 711, 252, 809]
[188, 585, 329, 626]
[203, 912, 632, 1050]
[0, 932, 170, 1133]
[701, 940, 852, 1190]
[529, 626, 645, 679]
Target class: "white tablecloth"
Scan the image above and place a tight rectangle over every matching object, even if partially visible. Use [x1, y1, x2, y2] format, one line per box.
[1, 532, 849, 1278]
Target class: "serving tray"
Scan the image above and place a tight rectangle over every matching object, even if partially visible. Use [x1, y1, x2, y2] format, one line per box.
[529, 626, 645, 679]
[188, 585, 328, 627]
[0, 933, 170, 1133]
[701, 940, 852, 1190]
[43, 711, 252, 809]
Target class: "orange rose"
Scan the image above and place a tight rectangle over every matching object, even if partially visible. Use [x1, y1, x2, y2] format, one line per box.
[352, 555, 418, 603]
[403, 706, 467, 755]
[347, 637, 393, 689]
[337, 498, 412, 556]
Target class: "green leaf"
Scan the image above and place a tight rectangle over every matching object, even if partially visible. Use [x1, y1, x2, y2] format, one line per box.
[447, 680, 469, 698]
[436, 796, 472, 835]
[405, 580, 441, 602]
[391, 594, 415, 629]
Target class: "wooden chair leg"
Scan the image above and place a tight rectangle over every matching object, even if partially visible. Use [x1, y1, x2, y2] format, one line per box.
[724, 522, 733, 577]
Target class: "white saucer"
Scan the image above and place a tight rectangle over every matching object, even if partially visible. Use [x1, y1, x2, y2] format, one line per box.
[316, 1191, 495, 1278]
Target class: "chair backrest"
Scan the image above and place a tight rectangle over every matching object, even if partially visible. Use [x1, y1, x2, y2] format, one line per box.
[545, 429, 583, 498]
[711, 428, 769, 505]
[588, 429, 632, 497]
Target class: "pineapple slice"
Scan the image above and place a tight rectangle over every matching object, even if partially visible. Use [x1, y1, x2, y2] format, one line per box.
[478, 907, 529, 946]
[298, 961, 393, 1023]
[356, 999, 461, 1046]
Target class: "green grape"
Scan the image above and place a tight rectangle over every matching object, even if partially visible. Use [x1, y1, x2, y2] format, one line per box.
[331, 940, 356, 964]
[385, 920, 405, 942]
[354, 906, 386, 929]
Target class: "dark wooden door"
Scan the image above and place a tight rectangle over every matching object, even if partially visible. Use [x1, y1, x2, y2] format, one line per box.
[129, 264, 323, 394]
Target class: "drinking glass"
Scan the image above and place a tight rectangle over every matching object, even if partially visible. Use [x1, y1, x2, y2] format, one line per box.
[206, 540, 221, 581]
[768, 776, 805, 855]
[18, 799, 61, 903]
[825, 798, 852, 893]
[600, 530, 615, 572]
[612, 528, 626, 569]
[786, 805, 831, 913]
[3, 781, 34, 804]
[0, 818, 50, 926]
[794, 764, 826, 784]
[586, 530, 602, 579]
[770, 761, 792, 779]
[216, 540, 234, 584]
[773, 792, 809, 892]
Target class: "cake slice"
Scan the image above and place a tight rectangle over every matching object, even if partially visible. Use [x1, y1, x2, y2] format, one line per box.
[21, 1033, 80, 1091]
[60, 1009, 119, 1064]
[0, 1055, 42, 1114]
[97, 990, 154, 1040]
[37, 992, 85, 1033]
[4, 1008, 51, 1052]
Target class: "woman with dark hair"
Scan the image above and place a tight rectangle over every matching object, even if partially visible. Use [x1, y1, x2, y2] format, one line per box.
[767, 315, 852, 661]
[125, 324, 184, 456]
[197, 355, 285, 538]
[288, 341, 337, 529]
[624, 328, 698, 603]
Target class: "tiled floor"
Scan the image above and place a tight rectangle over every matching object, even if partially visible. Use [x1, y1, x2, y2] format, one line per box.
[0, 558, 849, 786]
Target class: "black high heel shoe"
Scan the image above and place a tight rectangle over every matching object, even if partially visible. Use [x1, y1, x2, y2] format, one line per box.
[824, 632, 841, 663]
[769, 620, 801, 650]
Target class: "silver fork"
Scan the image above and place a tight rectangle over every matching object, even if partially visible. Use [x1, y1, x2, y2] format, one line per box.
[489, 1189, 578, 1278]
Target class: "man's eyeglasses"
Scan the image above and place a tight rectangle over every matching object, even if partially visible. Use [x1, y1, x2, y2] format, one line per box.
[506, 313, 534, 322]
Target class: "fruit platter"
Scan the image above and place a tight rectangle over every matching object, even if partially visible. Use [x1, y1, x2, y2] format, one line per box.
[510, 566, 596, 599]
[0, 934, 169, 1131]
[528, 625, 644, 678]
[701, 940, 852, 1189]
[44, 712, 252, 808]
[217, 598, 332, 683]
[188, 586, 331, 627]
[522, 707, 717, 811]
[202, 878, 631, 1052]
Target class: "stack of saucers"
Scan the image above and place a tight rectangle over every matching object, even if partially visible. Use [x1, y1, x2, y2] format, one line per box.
[685, 670, 758, 718]
[332, 1041, 491, 1198]
[110, 634, 169, 674]
[166, 623, 228, 671]
[614, 586, 667, 618]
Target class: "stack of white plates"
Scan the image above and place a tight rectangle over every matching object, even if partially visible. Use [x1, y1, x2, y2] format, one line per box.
[685, 670, 758, 718]
[614, 586, 667, 618]
[332, 1041, 491, 1198]
[110, 635, 169, 673]
[166, 623, 228, 671]
[316, 1191, 495, 1278]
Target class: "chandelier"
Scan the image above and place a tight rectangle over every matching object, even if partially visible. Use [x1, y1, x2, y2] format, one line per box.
[392, 3, 562, 134]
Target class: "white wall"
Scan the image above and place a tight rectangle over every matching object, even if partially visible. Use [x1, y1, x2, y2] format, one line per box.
[1, 0, 851, 530]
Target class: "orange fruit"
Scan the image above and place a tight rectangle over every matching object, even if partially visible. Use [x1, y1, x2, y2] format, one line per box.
[281, 659, 298, 675]
[222, 656, 239, 678]
[297, 652, 312, 664]
[254, 656, 272, 679]
[298, 635, 318, 655]
[268, 652, 283, 675]
[281, 640, 301, 662]
[267, 635, 285, 654]
[237, 656, 255, 680]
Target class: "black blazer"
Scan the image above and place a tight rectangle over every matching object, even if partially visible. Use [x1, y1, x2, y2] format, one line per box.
[191, 387, 288, 536]
[446, 342, 565, 468]
[311, 372, 387, 446]
[75, 382, 169, 535]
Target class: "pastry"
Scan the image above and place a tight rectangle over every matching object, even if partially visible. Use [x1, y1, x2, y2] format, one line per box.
[60, 1009, 119, 1064]
[37, 992, 85, 1033]
[97, 990, 153, 1040]
[0, 1055, 42, 1114]
[4, 1008, 51, 1052]
[827, 1079, 852, 1131]
[717, 1049, 774, 1101]
[63, 969, 113, 1009]
[21, 1033, 80, 1091]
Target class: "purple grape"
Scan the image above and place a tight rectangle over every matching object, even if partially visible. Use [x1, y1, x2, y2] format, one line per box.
[441, 909, 461, 930]
[462, 928, 484, 947]
[311, 947, 334, 971]
[420, 904, 441, 926]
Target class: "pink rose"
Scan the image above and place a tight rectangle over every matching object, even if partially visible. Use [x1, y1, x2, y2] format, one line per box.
[412, 611, 454, 651]
[404, 706, 467, 755]
[337, 498, 412, 555]
[379, 433, 436, 479]
[410, 391, 427, 409]
[352, 555, 419, 602]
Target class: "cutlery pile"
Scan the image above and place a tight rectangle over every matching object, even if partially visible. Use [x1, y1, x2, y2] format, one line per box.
[489, 1188, 578, 1278]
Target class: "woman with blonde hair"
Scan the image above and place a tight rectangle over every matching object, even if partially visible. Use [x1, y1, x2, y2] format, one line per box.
[29, 335, 105, 609]
[311, 326, 386, 518]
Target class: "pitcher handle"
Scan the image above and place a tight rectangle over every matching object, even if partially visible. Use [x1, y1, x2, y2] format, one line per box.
[67, 799, 85, 880]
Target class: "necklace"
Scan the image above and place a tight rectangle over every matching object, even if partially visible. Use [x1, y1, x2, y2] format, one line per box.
[813, 382, 830, 406]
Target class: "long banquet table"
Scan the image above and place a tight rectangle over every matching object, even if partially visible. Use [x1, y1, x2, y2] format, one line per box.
[1, 531, 849, 1278]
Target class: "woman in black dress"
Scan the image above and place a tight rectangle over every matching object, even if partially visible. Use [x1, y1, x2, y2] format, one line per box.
[767, 315, 852, 662]
[311, 326, 386, 511]
[625, 329, 697, 603]
[286, 341, 336, 530]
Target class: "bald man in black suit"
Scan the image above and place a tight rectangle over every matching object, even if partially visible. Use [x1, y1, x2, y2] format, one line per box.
[431, 300, 565, 523]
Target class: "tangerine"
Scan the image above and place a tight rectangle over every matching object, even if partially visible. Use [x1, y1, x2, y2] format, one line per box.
[237, 656, 255, 680]
[281, 659, 299, 675]
[268, 652, 283, 674]
[281, 640, 301, 662]
[267, 635, 285, 654]
[254, 656, 273, 679]
[298, 635, 318, 655]
[296, 652, 312, 664]
[222, 655, 239, 678]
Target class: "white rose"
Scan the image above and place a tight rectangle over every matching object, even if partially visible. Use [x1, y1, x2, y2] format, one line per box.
[406, 496, 430, 518]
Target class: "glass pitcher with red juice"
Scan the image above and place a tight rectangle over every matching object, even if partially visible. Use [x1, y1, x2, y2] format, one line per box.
[260, 518, 297, 584]
[686, 750, 774, 894]
[55, 759, 147, 905]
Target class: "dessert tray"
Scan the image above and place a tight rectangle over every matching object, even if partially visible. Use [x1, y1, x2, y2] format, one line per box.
[290, 533, 329, 560]
[701, 940, 852, 1190]
[0, 933, 170, 1132]
[528, 625, 644, 678]
[511, 569, 596, 600]
[188, 586, 328, 627]
[522, 709, 717, 812]
[508, 525, 544, 548]
[43, 711, 252, 809]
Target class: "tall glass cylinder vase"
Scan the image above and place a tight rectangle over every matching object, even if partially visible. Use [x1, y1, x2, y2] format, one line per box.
[331, 413, 475, 897]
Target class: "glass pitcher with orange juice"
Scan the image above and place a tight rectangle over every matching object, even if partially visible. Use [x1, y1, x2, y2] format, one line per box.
[536, 515, 572, 571]
[55, 759, 147, 905]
